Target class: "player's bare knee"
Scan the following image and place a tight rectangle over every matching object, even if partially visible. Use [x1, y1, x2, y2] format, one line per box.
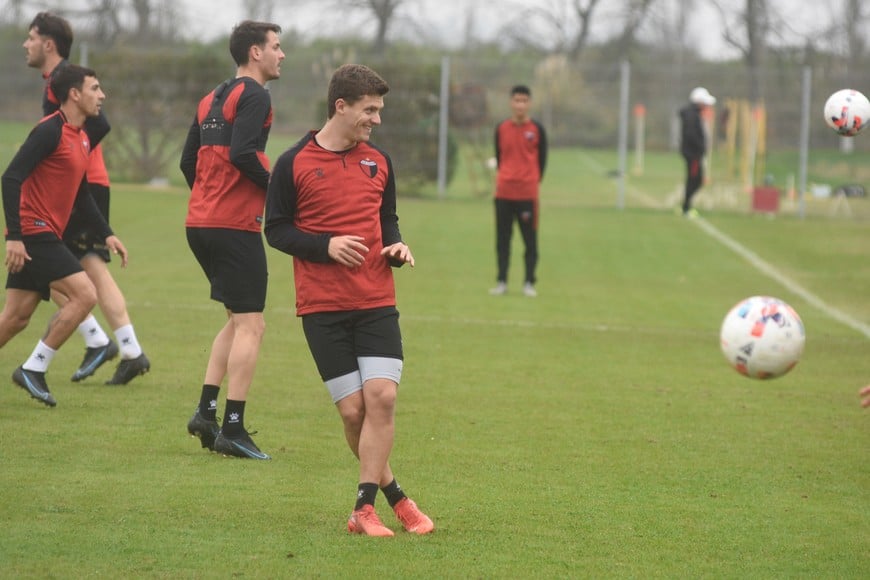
[364, 382, 397, 409]
[341, 403, 365, 428]
[2, 310, 32, 334]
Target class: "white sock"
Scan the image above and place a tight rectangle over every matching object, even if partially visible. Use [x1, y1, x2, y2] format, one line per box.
[77, 315, 110, 348]
[114, 324, 143, 359]
[23, 340, 57, 373]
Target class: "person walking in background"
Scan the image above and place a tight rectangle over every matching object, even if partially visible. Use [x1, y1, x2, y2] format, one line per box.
[678, 86, 716, 218]
[265, 64, 434, 537]
[490, 84, 547, 298]
[24, 11, 150, 385]
[1, 64, 128, 407]
[179, 20, 284, 460]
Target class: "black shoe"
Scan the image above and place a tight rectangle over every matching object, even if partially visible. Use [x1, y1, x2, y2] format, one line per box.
[187, 408, 220, 451]
[12, 366, 57, 407]
[71, 341, 119, 382]
[214, 430, 271, 460]
[105, 353, 150, 385]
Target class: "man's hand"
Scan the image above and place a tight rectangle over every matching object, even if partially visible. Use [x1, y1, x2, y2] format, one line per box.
[381, 242, 414, 268]
[105, 235, 129, 268]
[328, 235, 369, 268]
[4, 240, 30, 273]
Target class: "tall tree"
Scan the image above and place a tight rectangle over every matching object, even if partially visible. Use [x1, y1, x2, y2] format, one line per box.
[500, 0, 603, 60]
[242, 0, 276, 22]
[1, 0, 25, 25]
[336, 0, 405, 55]
[131, 0, 152, 38]
[713, 0, 772, 103]
[88, 0, 123, 43]
[844, 0, 866, 69]
[613, 0, 657, 58]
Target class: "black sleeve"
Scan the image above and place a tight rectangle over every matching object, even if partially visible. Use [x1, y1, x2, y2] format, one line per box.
[72, 179, 113, 240]
[494, 124, 500, 167]
[536, 120, 548, 179]
[379, 155, 405, 268]
[1, 122, 61, 240]
[179, 115, 200, 189]
[264, 148, 333, 262]
[82, 110, 111, 149]
[230, 85, 271, 190]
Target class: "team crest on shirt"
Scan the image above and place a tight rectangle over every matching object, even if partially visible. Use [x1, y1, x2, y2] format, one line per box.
[524, 131, 536, 141]
[359, 158, 378, 178]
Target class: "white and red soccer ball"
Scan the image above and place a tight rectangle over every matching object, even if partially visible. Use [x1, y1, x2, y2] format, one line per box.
[720, 296, 806, 379]
[824, 89, 870, 137]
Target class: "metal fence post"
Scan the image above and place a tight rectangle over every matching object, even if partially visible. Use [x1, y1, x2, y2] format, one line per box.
[437, 55, 450, 199]
[617, 60, 630, 210]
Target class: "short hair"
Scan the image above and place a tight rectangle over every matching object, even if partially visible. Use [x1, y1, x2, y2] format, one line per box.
[229, 20, 282, 67]
[29, 11, 73, 59]
[327, 64, 390, 119]
[511, 85, 532, 97]
[50, 64, 96, 104]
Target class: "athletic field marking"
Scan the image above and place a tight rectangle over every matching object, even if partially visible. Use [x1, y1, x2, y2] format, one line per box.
[578, 151, 869, 338]
[137, 300, 709, 337]
[692, 217, 870, 339]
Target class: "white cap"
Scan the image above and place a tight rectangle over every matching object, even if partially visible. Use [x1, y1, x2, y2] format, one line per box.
[689, 87, 716, 106]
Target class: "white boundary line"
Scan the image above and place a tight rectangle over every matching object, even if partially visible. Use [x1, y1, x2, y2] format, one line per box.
[692, 217, 870, 339]
[579, 151, 870, 339]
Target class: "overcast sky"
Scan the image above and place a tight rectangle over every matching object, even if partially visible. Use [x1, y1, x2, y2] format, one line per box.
[180, 0, 738, 58]
[71, 0, 863, 61]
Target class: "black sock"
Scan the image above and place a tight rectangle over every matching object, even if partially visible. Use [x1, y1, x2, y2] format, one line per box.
[222, 399, 246, 437]
[355, 482, 379, 511]
[199, 384, 220, 420]
[381, 479, 407, 508]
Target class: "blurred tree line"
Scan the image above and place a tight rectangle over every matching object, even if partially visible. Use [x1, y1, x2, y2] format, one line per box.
[0, 0, 867, 186]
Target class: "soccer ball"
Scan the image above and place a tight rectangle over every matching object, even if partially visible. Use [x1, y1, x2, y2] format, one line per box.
[823, 89, 870, 136]
[719, 296, 806, 379]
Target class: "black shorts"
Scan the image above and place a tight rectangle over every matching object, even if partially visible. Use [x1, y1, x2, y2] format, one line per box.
[186, 227, 267, 313]
[6, 234, 83, 300]
[64, 184, 111, 262]
[302, 306, 403, 382]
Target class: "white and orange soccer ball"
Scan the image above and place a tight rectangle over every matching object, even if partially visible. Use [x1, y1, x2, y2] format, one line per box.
[720, 296, 806, 379]
[823, 89, 870, 136]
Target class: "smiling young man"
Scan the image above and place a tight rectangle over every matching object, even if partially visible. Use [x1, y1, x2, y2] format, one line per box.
[180, 20, 284, 459]
[1, 64, 128, 407]
[265, 64, 434, 537]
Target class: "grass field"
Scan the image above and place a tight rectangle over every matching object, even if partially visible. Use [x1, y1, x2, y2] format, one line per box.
[0, 132, 868, 578]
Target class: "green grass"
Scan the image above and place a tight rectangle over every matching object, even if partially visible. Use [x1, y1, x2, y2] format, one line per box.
[0, 138, 868, 577]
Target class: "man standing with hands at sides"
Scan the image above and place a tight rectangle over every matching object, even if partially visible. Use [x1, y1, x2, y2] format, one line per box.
[24, 11, 150, 385]
[180, 21, 284, 460]
[265, 64, 434, 536]
[490, 84, 547, 298]
[1, 64, 128, 407]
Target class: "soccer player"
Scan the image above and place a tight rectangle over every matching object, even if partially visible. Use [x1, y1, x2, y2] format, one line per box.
[265, 64, 434, 536]
[679, 86, 716, 218]
[24, 12, 150, 385]
[179, 20, 284, 460]
[1, 64, 128, 407]
[490, 84, 547, 298]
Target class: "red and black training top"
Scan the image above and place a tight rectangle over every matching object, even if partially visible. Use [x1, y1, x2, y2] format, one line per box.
[494, 118, 547, 201]
[2, 110, 112, 241]
[264, 131, 404, 316]
[44, 59, 111, 187]
[179, 77, 273, 232]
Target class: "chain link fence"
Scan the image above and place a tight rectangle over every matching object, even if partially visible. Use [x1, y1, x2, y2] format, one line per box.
[1, 24, 868, 218]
